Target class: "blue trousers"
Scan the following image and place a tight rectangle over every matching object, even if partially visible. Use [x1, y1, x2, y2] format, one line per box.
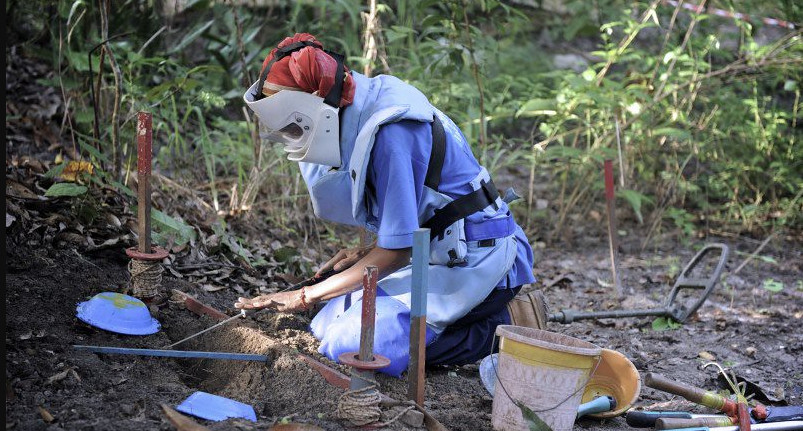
[312, 286, 520, 376]
[426, 286, 520, 366]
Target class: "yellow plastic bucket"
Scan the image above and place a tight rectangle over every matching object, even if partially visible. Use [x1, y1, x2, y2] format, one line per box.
[491, 326, 602, 431]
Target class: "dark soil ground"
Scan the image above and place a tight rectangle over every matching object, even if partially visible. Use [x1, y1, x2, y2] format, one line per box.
[6, 229, 803, 430]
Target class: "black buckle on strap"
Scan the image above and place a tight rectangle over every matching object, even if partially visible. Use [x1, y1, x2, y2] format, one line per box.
[446, 249, 468, 268]
[422, 178, 500, 241]
[479, 179, 499, 211]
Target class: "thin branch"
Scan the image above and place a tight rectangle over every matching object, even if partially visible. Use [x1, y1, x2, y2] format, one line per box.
[230, 1, 261, 167]
[460, 0, 487, 150]
[731, 232, 775, 276]
[57, 20, 78, 155]
[650, 0, 684, 84]
[596, 0, 661, 86]
[138, 25, 166, 55]
[99, 0, 123, 178]
[654, 0, 707, 99]
[362, 0, 379, 76]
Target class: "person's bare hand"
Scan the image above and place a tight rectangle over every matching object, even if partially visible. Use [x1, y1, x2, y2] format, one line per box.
[234, 290, 306, 313]
[317, 244, 374, 276]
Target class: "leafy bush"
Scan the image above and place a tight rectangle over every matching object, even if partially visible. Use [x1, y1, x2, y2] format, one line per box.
[9, 0, 802, 246]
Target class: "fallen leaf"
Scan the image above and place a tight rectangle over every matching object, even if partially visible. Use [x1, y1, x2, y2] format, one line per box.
[85, 236, 123, 252]
[242, 274, 267, 287]
[200, 284, 228, 292]
[166, 266, 184, 278]
[7, 180, 40, 199]
[699, 351, 716, 361]
[160, 404, 211, 431]
[46, 369, 72, 385]
[596, 278, 615, 288]
[543, 273, 574, 288]
[19, 156, 47, 173]
[38, 406, 55, 423]
[59, 161, 94, 182]
[6, 213, 16, 228]
[279, 273, 304, 285]
[19, 331, 32, 340]
[54, 232, 88, 247]
[104, 213, 121, 228]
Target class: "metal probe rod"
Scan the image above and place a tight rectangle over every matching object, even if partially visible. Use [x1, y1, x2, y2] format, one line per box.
[73, 345, 267, 361]
[164, 310, 246, 349]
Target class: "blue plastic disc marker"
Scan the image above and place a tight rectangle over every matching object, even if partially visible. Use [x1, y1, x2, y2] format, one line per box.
[176, 392, 257, 422]
[76, 292, 160, 335]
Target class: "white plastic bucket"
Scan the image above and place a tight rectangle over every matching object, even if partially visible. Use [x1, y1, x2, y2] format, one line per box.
[491, 326, 602, 431]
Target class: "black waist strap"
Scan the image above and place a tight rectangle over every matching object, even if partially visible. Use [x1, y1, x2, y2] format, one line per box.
[422, 178, 500, 241]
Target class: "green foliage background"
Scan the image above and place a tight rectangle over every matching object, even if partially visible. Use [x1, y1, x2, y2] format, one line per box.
[7, 0, 802, 244]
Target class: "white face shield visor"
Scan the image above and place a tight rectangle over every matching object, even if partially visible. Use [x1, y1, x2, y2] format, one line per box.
[243, 80, 341, 167]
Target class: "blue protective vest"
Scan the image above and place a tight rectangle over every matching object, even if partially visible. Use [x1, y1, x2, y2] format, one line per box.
[303, 71, 516, 326]
[304, 72, 527, 376]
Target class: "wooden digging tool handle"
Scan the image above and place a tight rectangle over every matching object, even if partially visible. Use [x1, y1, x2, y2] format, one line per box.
[657, 417, 737, 430]
[739, 401, 752, 431]
[658, 421, 803, 431]
[408, 228, 429, 406]
[644, 373, 738, 415]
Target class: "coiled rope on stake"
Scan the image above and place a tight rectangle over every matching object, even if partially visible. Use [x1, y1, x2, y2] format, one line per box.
[336, 373, 415, 427]
[128, 259, 163, 299]
[337, 383, 383, 426]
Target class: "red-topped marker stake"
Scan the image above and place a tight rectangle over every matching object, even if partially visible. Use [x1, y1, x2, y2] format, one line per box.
[137, 112, 152, 254]
[339, 266, 391, 387]
[126, 112, 167, 301]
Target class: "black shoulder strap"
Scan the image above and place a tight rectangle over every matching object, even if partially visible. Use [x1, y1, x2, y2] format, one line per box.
[425, 115, 446, 191]
[253, 41, 345, 109]
[421, 114, 500, 240]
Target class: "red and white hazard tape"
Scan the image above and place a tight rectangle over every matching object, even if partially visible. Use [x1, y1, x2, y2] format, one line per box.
[662, 0, 797, 30]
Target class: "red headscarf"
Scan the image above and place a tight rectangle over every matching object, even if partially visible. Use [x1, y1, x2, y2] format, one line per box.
[260, 33, 356, 108]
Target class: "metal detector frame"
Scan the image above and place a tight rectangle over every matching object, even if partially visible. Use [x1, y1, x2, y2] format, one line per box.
[549, 243, 730, 324]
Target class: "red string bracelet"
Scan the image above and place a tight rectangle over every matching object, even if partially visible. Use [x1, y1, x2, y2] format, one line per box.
[300, 286, 310, 310]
